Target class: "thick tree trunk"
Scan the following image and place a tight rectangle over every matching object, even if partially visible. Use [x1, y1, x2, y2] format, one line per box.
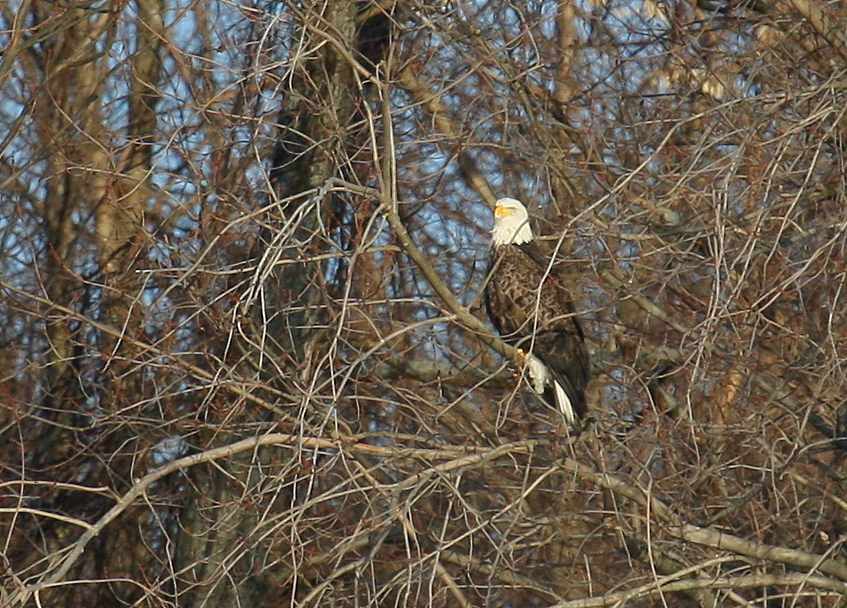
[173, 3, 394, 606]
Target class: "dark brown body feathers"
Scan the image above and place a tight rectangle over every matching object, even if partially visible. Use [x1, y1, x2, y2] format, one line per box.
[485, 241, 590, 418]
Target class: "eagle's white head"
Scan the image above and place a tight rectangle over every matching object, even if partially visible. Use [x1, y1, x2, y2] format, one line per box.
[492, 197, 534, 246]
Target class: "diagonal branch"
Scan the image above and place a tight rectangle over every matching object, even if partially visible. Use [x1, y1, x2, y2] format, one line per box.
[399, 68, 498, 207]
[558, 457, 847, 582]
[11, 432, 538, 606]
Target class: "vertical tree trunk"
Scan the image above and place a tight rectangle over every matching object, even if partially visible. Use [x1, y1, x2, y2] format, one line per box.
[18, 1, 164, 604]
[260, 1, 362, 368]
[174, 3, 394, 606]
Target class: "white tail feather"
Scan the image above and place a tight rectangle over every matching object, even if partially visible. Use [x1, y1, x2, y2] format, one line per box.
[552, 379, 577, 426]
[524, 353, 577, 425]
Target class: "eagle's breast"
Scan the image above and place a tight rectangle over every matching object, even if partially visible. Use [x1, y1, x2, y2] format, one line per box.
[486, 245, 551, 342]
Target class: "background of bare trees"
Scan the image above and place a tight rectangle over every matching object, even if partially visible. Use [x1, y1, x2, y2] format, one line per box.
[2, 0, 847, 606]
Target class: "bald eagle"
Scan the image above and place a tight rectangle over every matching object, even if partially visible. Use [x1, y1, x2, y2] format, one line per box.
[484, 197, 590, 425]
